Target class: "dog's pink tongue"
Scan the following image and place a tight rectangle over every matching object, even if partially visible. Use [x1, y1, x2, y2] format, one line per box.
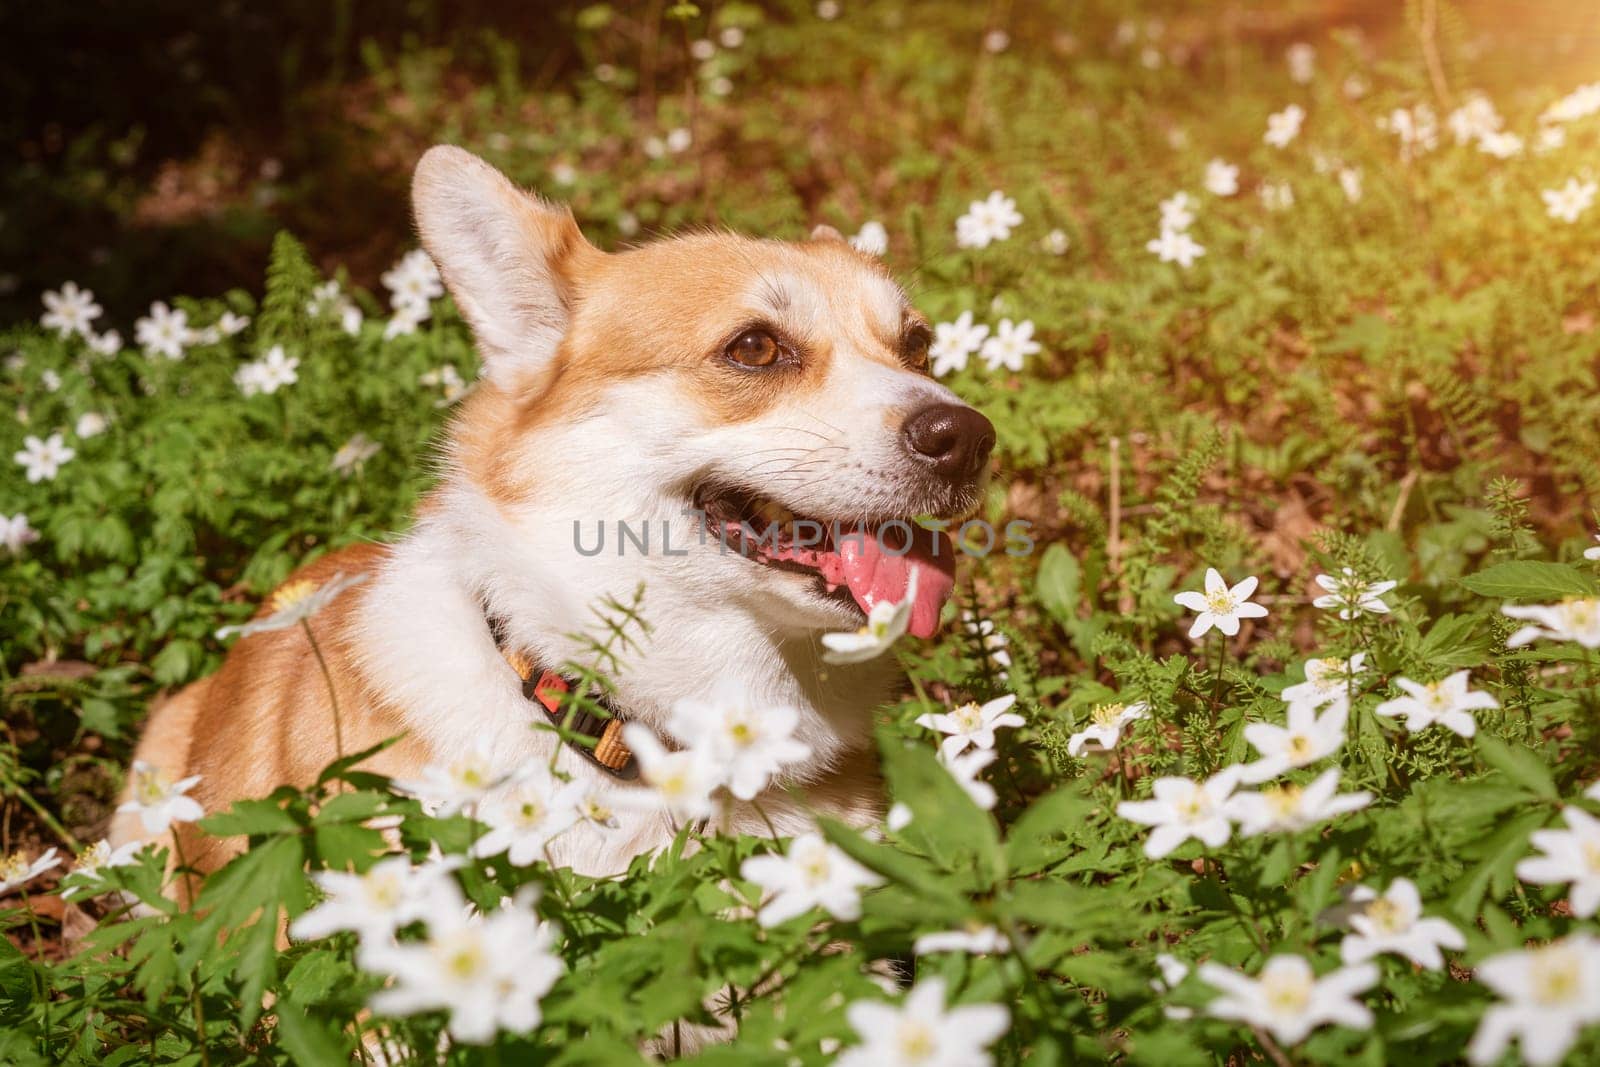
[836, 525, 956, 639]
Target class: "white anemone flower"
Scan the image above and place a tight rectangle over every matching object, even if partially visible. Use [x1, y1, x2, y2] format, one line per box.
[1584, 533, 1600, 561]
[1158, 191, 1195, 231]
[1065, 701, 1148, 757]
[1467, 935, 1600, 1067]
[849, 220, 888, 256]
[929, 311, 989, 377]
[913, 923, 1010, 956]
[116, 761, 204, 836]
[1146, 227, 1205, 268]
[1239, 702, 1347, 783]
[394, 739, 515, 817]
[938, 747, 998, 810]
[1200, 955, 1377, 1045]
[666, 681, 812, 799]
[331, 433, 381, 476]
[0, 848, 61, 894]
[835, 977, 1009, 1067]
[470, 774, 582, 866]
[821, 570, 918, 664]
[1174, 568, 1268, 640]
[1116, 767, 1243, 859]
[134, 301, 193, 360]
[60, 839, 145, 901]
[291, 854, 465, 944]
[1515, 806, 1600, 918]
[954, 190, 1022, 249]
[1338, 878, 1465, 970]
[916, 694, 1024, 759]
[1312, 567, 1397, 619]
[1374, 670, 1499, 738]
[1503, 599, 1600, 649]
[365, 896, 564, 1045]
[1204, 158, 1239, 197]
[14, 432, 76, 483]
[619, 725, 721, 822]
[1226, 768, 1371, 836]
[1264, 103, 1306, 148]
[979, 318, 1040, 372]
[1280, 653, 1367, 712]
[215, 571, 368, 640]
[2, 513, 41, 556]
[40, 282, 102, 338]
[740, 832, 883, 927]
[1542, 178, 1598, 223]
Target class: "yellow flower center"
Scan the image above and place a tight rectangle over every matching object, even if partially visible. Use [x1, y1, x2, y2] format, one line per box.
[727, 718, 755, 746]
[895, 1020, 937, 1061]
[79, 841, 111, 868]
[1176, 792, 1209, 822]
[0, 854, 28, 882]
[953, 703, 983, 731]
[444, 941, 486, 980]
[269, 579, 317, 614]
[1205, 589, 1237, 614]
[1559, 598, 1599, 629]
[1530, 947, 1581, 1006]
[1091, 703, 1124, 728]
[1583, 842, 1600, 876]
[1286, 733, 1313, 761]
[1365, 898, 1406, 935]
[515, 800, 548, 827]
[1265, 976, 1312, 1015]
[366, 872, 403, 910]
[134, 766, 170, 805]
[1424, 681, 1451, 710]
[1266, 784, 1303, 818]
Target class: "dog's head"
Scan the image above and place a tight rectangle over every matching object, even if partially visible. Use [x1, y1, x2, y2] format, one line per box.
[414, 146, 994, 640]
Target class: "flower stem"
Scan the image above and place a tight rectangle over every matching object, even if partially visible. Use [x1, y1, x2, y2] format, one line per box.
[301, 619, 344, 765]
[749, 798, 784, 846]
[170, 832, 211, 1067]
[19, 889, 49, 1054]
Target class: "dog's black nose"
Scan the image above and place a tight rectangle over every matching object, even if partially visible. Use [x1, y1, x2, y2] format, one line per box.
[902, 403, 996, 481]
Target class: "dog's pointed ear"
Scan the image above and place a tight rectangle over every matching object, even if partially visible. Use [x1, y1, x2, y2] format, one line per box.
[810, 224, 846, 243]
[412, 145, 602, 384]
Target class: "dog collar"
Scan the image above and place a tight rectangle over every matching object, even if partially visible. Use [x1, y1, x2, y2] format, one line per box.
[485, 615, 637, 779]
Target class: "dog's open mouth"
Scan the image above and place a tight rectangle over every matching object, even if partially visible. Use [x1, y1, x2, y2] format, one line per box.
[693, 484, 957, 638]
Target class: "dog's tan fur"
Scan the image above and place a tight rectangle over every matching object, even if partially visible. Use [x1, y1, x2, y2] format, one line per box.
[116, 145, 989, 882]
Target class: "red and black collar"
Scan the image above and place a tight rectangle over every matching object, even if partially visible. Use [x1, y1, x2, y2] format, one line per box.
[485, 615, 637, 780]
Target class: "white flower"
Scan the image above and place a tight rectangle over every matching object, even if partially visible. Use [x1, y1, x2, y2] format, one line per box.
[1286, 42, 1315, 84]
[620, 724, 720, 821]
[929, 311, 989, 377]
[849, 220, 888, 256]
[74, 411, 107, 438]
[1116, 767, 1243, 859]
[917, 694, 1023, 760]
[914, 923, 1009, 956]
[1448, 94, 1503, 144]
[381, 249, 444, 312]
[1478, 131, 1523, 159]
[1338, 878, 1464, 969]
[1151, 953, 1194, 1019]
[1516, 807, 1600, 918]
[666, 681, 812, 800]
[14, 432, 76, 483]
[1226, 767, 1371, 835]
[236, 345, 299, 396]
[216, 572, 368, 640]
[0, 848, 60, 894]
[1203, 158, 1239, 197]
[978, 318, 1040, 372]
[419, 364, 468, 404]
[1174, 568, 1268, 640]
[1374, 670, 1499, 738]
[1584, 533, 1600, 561]
[962, 610, 1012, 678]
[719, 26, 744, 48]
[471, 774, 580, 866]
[365, 896, 564, 1045]
[822, 570, 917, 664]
[1240, 702, 1347, 783]
[394, 739, 513, 816]
[214, 311, 250, 337]
[87, 329, 123, 357]
[1264, 104, 1306, 148]
[570, 784, 620, 830]
[834, 977, 1009, 1067]
[1200, 955, 1377, 1045]
[1537, 125, 1567, 153]
[307, 280, 342, 314]
[116, 761, 204, 836]
[1146, 227, 1205, 268]
[1467, 935, 1600, 1067]
[292, 854, 465, 943]
[1281, 652, 1367, 713]
[41, 368, 61, 393]
[1542, 82, 1600, 125]
[815, 0, 840, 19]
[1040, 228, 1070, 254]
[1311, 567, 1397, 619]
[886, 801, 913, 831]
[1259, 180, 1295, 212]
[938, 748, 998, 810]
[1066, 701, 1148, 757]
[740, 832, 883, 927]
[339, 302, 364, 335]
[1337, 166, 1364, 203]
[134, 301, 193, 360]
[955, 191, 1022, 249]
[60, 839, 144, 901]
[1379, 104, 1438, 161]
[1543, 178, 1598, 223]
[665, 127, 693, 153]
[1504, 598, 1600, 648]
[40, 282, 102, 338]
[331, 433, 381, 476]
[2, 513, 41, 556]
[1158, 191, 1195, 231]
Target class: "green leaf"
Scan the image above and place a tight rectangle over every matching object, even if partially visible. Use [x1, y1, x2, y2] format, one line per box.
[1476, 735, 1558, 800]
[1005, 785, 1095, 876]
[877, 736, 1005, 889]
[1458, 561, 1597, 601]
[273, 1004, 352, 1066]
[1035, 543, 1082, 624]
[0, 937, 35, 1026]
[1449, 810, 1549, 916]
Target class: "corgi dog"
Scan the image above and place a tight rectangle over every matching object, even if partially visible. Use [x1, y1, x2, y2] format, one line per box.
[113, 145, 996, 880]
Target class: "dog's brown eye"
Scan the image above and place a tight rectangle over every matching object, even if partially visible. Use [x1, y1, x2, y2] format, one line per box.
[727, 329, 781, 368]
[903, 327, 931, 370]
